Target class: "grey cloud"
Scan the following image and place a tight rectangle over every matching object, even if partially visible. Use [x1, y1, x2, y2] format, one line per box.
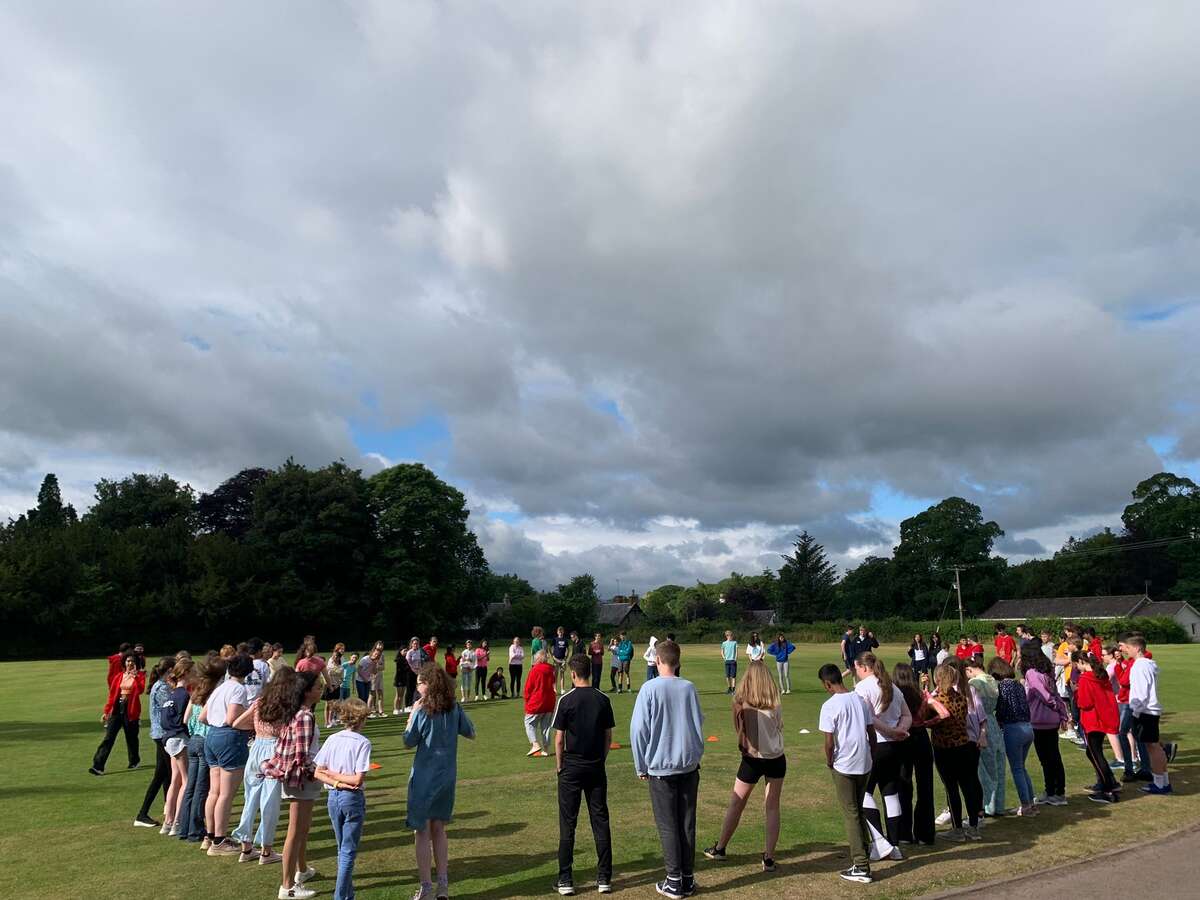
[994, 535, 1048, 557]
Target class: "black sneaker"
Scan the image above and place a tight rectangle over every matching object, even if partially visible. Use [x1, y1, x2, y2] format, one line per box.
[762, 856, 777, 873]
[554, 878, 576, 896]
[133, 814, 160, 828]
[1165, 742, 1179, 763]
[1087, 792, 1118, 804]
[655, 882, 685, 899]
[681, 876, 696, 897]
[839, 865, 872, 884]
[88, 767, 104, 776]
[702, 845, 726, 861]
[128, 761, 140, 769]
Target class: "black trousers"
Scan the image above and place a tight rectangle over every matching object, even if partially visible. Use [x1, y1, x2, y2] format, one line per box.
[93, 698, 140, 771]
[898, 729, 935, 844]
[1084, 730, 1119, 793]
[558, 761, 612, 882]
[591, 663, 602, 688]
[1032, 727, 1066, 796]
[139, 738, 171, 817]
[933, 743, 982, 829]
[610, 667, 618, 690]
[404, 670, 419, 709]
[865, 740, 905, 843]
[474, 668, 487, 696]
[647, 768, 699, 882]
[509, 664, 523, 695]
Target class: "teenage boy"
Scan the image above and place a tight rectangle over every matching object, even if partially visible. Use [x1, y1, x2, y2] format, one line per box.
[616, 632, 634, 693]
[720, 631, 738, 694]
[840, 627, 856, 676]
[993, 624, 1016, 665]
[818, 663, 876, 885]
[552, 627, 571, 693]
[630, 640, 704, 899]
[553, 655, 616, 895]
[1120, 635, 1170, 794]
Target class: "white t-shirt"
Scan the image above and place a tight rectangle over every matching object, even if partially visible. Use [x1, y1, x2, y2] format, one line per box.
[746, 644, 765, 661]
[459, 652, 476, 671]
[245, 659, 271, 702]
[912, 647, 926, 661]
[819, 691, 874, 776]
[206, 679, 248, 728]
[509, 645, 524, 665]
[313, 729, 372, 790]
[854, 676, 905, 743]
[936, 649, 950, 665]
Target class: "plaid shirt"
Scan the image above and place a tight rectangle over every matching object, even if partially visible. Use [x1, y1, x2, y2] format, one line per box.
[262, 707, 316, 787]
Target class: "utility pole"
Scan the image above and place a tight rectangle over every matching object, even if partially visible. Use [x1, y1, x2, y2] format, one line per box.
[951, 567, 965, 630]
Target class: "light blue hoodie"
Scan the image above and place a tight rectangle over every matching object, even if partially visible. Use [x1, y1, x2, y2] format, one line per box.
[630, 675, 704, 776]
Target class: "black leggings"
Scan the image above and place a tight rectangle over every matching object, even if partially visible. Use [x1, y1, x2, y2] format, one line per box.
[139, 738, 170, 818]
[933, 743, 982, 829]
[610, 666, 618, 690]
[1032, 727, 1066, 796]
[404, 670, 418, 709]
[866, 740, 904, 798]
[474, 668, 487, 696]
[509, 664, 523, 695]
[1085, 730, 1119, 793]
[898, 730, 935, 844]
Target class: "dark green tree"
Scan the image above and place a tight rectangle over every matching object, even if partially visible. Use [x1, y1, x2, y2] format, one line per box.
[88, 473, 195, 531]
[197, 467, 271, 539]
[1122, 472, 1200, 600]
[777, 531, 837, 621]
[28, 474, 77, 529]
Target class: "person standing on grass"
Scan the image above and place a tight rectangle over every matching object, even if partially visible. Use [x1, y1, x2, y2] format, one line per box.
[907, 634, 930, 689]
[553, 654, 616, 896]
[746, 632, 765, 663]
[965, 658, 1005, 818]
[818, 663, 875, 885]
[643, 635, 660, 683]
[355, 647, 378, 710]
[840, 627, 855, 675]
[369, 640, 387, 718]
[1114, 645, 1151, 783]
[509, 637, 526, 696]
[263, 669, 324, 900]
[159, 659, 193, 835]
[1121, 634, 1171, 794]
[314, 698, 373, 900]
[530, 626, 546, 657]
[180, 657, 222, 843]
[551, 626, 571, 693]
[231, 668, 292, 865]
[202, 652, 255, 855]
[891, 662, 936, 845]
[989, 657, 1037, 817]
[324, 649, 346, 727]
[616, 631, 634, 693]
[926, 663, 983, 842]
[405, 663, 477, 900]
[993, 624, 1016, 665]
[853, 653, 910, 853]
[524, 649, 558, 756]
[589, 632, 606, 689]
[268, 643, 286, 679]
[444, 644, 460, 697]
[1020, 644, 1069, 807]
[132, 656, 176, 827]
[246, 637, 271, 701]
[458, 640, 476, 703]
[1071, 650, 1122, 804]
[475, 640, 491, 701]
[720, 631, 738, 695]
[630, 640, 704, 900]
[766, 633, 796, 695]
[405, 638, 425, 711]
[91, 651, 145, 776]
[703, 659, 786, 872]
[609, 637, 621, 692]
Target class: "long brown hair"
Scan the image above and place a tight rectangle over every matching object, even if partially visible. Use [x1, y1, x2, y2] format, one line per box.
[891, 662, 923, 715]
[857, 652, 893, 712]
[256, 667, 302, 728]
[191, 657, 226, 705]
[417, 663, 456, 715]
[1071, 649, 1108, 680]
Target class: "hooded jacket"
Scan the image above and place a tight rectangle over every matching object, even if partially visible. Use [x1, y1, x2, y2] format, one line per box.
[1076, 670, 1119, 734]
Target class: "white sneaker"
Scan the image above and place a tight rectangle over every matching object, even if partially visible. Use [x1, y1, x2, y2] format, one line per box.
[278, 887, 315, 900]
[295, 866, 317, 884]
[935, 809, 952, 825]
[888, 846, 904, 860]
[159, 821, 172, 834]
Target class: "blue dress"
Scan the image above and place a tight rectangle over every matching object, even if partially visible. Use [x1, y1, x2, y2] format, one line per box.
[404, 704, 475, 830]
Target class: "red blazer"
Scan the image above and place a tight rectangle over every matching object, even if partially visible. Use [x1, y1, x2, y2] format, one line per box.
[523, 661, 556, 715]
[104, 670, 146, 719]
[1076, 671, 1119, 734]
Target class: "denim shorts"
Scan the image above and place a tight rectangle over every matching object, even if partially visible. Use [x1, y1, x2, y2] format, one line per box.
[204, 726, 250, 771]
[724, 661, 737, 678]
[165, 736, 188, 757]
[281, 777, 323, 801]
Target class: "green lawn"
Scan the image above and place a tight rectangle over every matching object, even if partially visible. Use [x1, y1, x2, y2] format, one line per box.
[1, 644, 1196, 899]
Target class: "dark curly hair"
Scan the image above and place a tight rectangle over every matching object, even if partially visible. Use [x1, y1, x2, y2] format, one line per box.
[255, 666, 301, 728]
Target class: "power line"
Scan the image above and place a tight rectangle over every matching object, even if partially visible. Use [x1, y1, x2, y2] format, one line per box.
[1057, 534, 1200, 557]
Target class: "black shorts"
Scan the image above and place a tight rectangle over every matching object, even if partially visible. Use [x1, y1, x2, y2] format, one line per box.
[736, 754, 786, 784]
[1133, 713, 1160, 744]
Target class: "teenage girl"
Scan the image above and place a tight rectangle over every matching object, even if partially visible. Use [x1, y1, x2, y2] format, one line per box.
[702, 660, 786, 871]
[508, 637, 525, 696]
[745, 632, 765, 662]
[160, 659, 193, 835]
[926, 663, 983, 841]
[892, 663, 935, 845]
[1020, 645, 1069, 806]
[965, 658, 1005, 817]
[405, 663, 476, 900]
[394, 644, 408, 715]
[474, 640, 490, 701]
[1072, 650, 1122, 804]
[314, 698, 373, 900]
[91, 651, 145, 775]
[908, 634, 930, 689]
[202, 653, 254, 855]
[458, 640, 476, 703]
[231, 668, 294, 865]
[324, 649, 345, 728]
[370, 640, 386, 718]
[444, 644, 460, 694]
[180, 657, 223, 844]
[854, 653, 911, 851]
[405, 638, 425, 711]
[135, 656, 178, 827]
[989, 657, 1037, 816]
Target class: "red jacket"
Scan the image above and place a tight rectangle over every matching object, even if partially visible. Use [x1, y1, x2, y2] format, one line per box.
[994, 634, 1015, 663]
[955, 644, 973, 659]
[1114, 658, 1133, 703]
[1089, 638, 1103, 660]
[106, 653, 124, 681]
[104, 670, 146, 719]
[1076, 670, 1119, 734]
[445, 652, 459, 677]
[523, 661, 556, 715]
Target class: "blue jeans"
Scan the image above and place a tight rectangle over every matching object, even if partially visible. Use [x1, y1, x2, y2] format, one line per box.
[179, 733, 210, 840]
[1119, 703, 1150, 774]
[232, 737, 281, 848]
[1002, 722, 1035, 805]
[328, 789, 366, 900]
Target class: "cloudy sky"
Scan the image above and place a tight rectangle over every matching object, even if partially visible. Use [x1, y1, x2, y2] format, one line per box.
[2, 1, 1198, 595]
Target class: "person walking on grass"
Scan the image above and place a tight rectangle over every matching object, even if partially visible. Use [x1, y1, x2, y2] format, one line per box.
[405, 663, 476, 900]
[720, 630, 738, 695]
[818, 663, 875, 885]
[553, 654, 616, 896]
[263, 669, 324, 900]
[1020, 644, 1069, 806]
[202, 653, 255, 855]
[1071, 650, 1122, 804]
[630, 640, 704, 899]
[1121, 634, 1171, 794]
[509, 636, 526, 697]
[524, 649, 557, 757]
[703, 659, 786, 872]
[230, 668, 292, 866]
[766, 633, 796, 695]
[91, 650, 144, 776]
[314, 698, 373, 900]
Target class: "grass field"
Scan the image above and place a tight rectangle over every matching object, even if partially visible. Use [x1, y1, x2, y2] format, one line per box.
[1, 644, 1197, 899]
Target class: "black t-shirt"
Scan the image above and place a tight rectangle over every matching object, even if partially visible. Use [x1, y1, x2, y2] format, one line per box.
[552, 686, 615, 765]
[551, 636, 570, 659]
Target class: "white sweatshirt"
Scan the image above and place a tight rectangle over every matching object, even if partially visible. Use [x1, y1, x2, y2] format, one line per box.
[1128, 657, 1162, 716]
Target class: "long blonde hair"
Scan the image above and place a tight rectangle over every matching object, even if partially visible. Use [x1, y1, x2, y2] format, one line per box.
[734, 659, 780, 711]
[856, 652, 893, 712]
[933, 662, 959, 694]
